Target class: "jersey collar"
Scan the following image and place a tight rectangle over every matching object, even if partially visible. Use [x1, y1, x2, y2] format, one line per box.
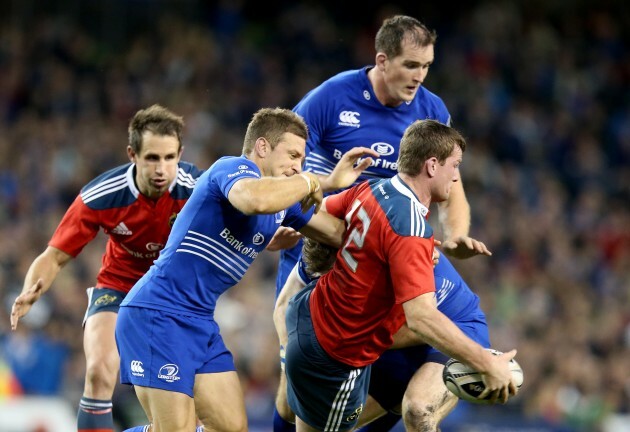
[391, 175, 430, 218]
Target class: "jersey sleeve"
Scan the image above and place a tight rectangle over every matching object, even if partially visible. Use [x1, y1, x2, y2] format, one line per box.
[48, 195, 102, 257]
[210, 157, 261, 198]
[282, 203, 315, 231]
[324, 184, 360, 219]
[386, 231, 436, 304]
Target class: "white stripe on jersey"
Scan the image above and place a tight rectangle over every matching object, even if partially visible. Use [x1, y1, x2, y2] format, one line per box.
[305, 152, 336, 175]
[390, 176, 429, 237]
[176, 230, 250, 281]
[324, 368, 362, 432]
[177, 169, 197, 188]
[175, 249, 241, 283]
[81, 176, 128, 204]
[436, 278, 455, 306]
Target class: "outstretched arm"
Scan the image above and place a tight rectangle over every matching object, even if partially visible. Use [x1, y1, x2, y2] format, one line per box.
[11, 246, 73, 330]
[438, 180, 492, 258]
[229, 147, 379, 216]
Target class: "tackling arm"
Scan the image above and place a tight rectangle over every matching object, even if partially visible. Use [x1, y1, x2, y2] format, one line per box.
[229, 147, 379, 216]
[11, 246, 73, 330]
[228, 174, 320, 215]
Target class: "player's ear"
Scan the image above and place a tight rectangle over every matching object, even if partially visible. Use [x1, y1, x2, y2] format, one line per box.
[254, 138, 270, 158]
[426, 157, 438, 177]
[375, 52, 388, 71]
[127, 145, 136, 162]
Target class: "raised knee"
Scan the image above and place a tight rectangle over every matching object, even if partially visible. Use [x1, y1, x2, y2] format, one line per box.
[403, 398, 438, 432]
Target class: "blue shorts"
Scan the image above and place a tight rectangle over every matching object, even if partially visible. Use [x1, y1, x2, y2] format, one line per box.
[369, 312, 490, 412]
[116, 306, 235, 397]
[276, 240, 303, 298]
[286, 285, 370, 431]
[82, 287, 125, 326]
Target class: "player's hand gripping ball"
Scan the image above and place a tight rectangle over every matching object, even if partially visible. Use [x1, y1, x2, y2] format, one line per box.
[442, 349, 523, 404]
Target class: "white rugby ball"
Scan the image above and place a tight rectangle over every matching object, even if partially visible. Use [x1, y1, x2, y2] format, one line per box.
[442, 349, 523, 404]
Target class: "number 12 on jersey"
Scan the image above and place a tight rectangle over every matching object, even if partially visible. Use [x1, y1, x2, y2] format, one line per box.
[341, 199, 371, 272]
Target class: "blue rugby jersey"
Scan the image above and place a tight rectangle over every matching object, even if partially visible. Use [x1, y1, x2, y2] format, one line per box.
[296, 67, 451, 185]
[122, 156, 315, 316]
[277, 67, 451, 295]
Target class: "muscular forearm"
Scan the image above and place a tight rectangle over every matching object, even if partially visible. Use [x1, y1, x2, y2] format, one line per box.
[22, 247, 70, 295]
[229, 175, 314, 215]
[407, 306, 491, 373]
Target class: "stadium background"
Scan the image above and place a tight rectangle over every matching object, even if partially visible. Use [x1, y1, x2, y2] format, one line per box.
[0, 0, 628, 430]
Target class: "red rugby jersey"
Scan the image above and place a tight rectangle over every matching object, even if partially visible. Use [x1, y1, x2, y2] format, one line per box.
[310, 176, 436, 367]
[49, 162, 201, 293]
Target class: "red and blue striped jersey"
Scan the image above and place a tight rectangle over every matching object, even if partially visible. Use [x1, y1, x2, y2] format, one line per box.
[48, 162, 202, 293]
[310, 176, 436, 367]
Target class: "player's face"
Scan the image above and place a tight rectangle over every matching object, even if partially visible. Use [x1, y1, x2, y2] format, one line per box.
[265, 132, 306, 177]
[383, 41, 434, 106]
[128, 131, 182, 199]
[433, 147, 462, 202]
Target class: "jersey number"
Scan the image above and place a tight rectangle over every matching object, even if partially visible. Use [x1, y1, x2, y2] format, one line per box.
[341, 199, 371, 272]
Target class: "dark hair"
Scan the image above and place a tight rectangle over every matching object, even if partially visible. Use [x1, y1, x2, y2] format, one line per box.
[375, 15, 437, 58]
[128, 104, 185, 153]
[242, 107, 308, 155]
[302, 238, 337, 278]
[397, 120, 466, 176]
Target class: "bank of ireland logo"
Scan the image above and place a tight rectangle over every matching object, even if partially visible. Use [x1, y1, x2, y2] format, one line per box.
[253, 232, 265, 245]
[158, 363, 181, 383]
[238, 164, 248, 170]
[130, 360, 144, 377]
[371, 142, 395, 156]
[338, 111, 360, 127]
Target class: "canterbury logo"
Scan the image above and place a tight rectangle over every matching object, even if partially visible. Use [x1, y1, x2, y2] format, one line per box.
[111, 222, 132, 235]
[130, 360, 144, 376]
[338, 111, 360, 126]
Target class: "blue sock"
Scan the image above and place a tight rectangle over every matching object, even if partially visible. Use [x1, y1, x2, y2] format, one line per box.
[77, 396, 113, 432]
[273, 408, 296, 432]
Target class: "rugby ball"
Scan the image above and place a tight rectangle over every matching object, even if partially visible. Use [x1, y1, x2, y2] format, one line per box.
[442, 349, 523, 404]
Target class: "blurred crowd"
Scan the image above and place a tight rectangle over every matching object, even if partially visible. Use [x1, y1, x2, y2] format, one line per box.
[0, 0, 628, 430]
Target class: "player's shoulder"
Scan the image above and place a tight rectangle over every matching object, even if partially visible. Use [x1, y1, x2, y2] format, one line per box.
[206, 156, 261, 181]
[369, 177, 433, 239]
[307, 68, 365, 97]
[171, 161, 203, 199]
[80, 163, 136, 210]
[414, 86, 451, 124]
